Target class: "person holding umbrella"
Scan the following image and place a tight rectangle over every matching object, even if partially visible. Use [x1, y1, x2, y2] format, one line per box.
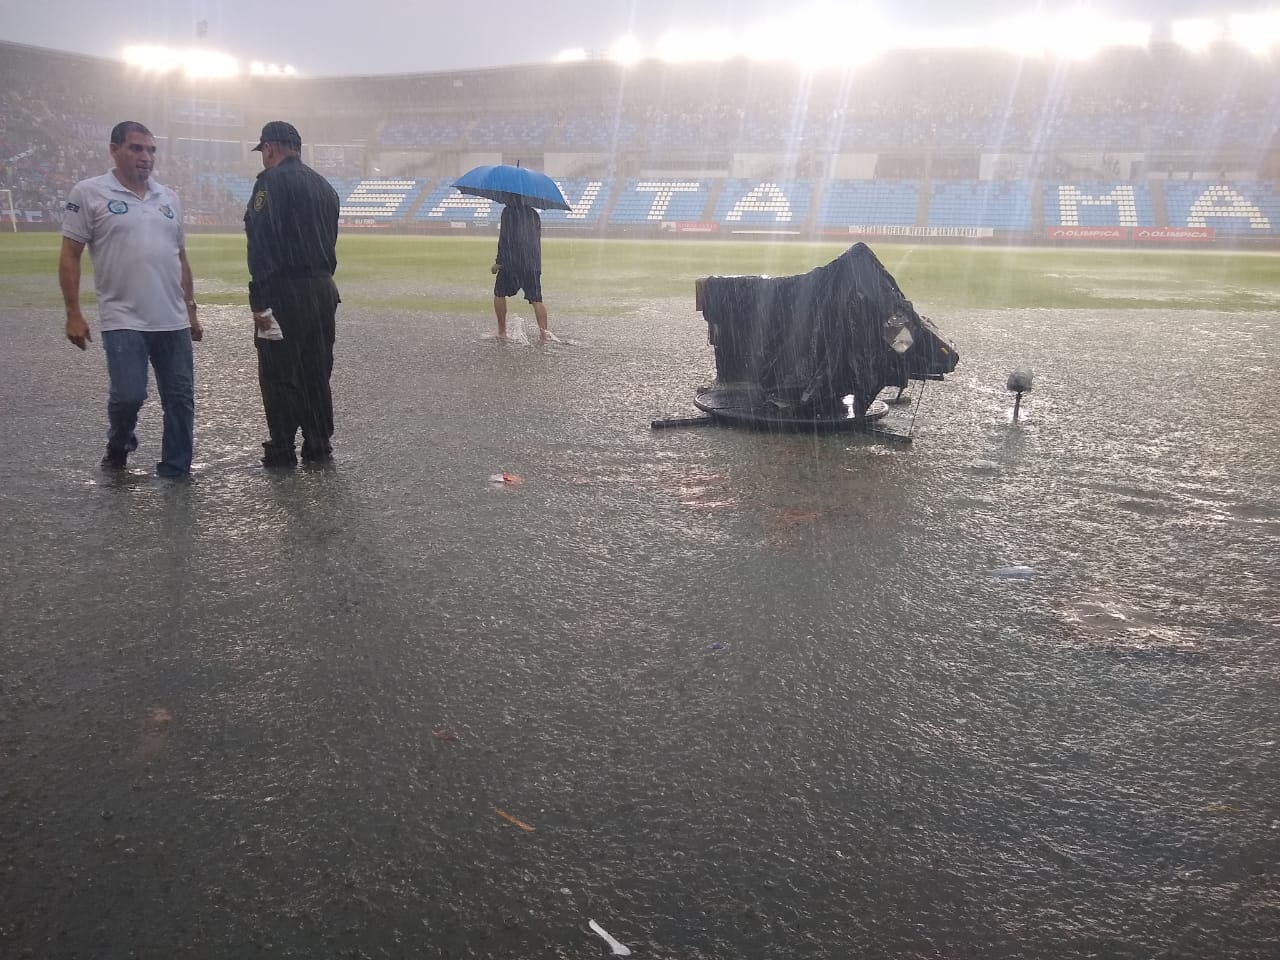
[451, 164, 570, 344]
[492, 198, 549, 343]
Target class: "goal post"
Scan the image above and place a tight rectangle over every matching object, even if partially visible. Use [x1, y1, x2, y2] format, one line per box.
[0, 189, 16, 232]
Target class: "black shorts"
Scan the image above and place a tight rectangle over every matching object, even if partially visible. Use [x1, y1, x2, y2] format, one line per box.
[494, 267, 542, 303]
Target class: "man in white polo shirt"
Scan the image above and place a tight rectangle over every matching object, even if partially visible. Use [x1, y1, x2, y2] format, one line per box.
[59, 120, 203, 478]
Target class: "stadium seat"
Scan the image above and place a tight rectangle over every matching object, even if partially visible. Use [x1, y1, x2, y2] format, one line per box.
[339, 178, 428, 220]
[1162, 181, 1278, 236]
[607, 180, 711, 225]
[415, 178, 612, 225]
[713, 180, 812, 229]
[1044, 182, 1155, 228]
[818, 181, 920, 230]
[928, 181, 1033, 231]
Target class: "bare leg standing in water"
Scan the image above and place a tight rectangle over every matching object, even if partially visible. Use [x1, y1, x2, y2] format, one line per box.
[492, 200, 550, 343]
[493, 286, 509, 341]
[492, 292, 549, 343]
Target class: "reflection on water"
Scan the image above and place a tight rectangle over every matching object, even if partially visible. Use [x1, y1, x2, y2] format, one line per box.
[1, 302, 1278, 959]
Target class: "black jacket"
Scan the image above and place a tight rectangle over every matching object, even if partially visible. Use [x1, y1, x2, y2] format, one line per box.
[496, 203, 541, 274]
[244, 155, 339, 311]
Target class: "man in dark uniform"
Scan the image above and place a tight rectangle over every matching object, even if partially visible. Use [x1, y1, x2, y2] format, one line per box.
[244, 120, 341, 467]
[492, 199, 551, 342]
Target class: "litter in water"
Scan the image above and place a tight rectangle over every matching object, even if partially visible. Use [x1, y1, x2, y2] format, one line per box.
[588, 919, 631, 956]
[495, 808, 535, 832]
[488, 472, 523, 486]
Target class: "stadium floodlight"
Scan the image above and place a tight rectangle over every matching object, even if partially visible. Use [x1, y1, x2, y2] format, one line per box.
[1171, 18, 1223, 53]
[249, 61, 298, 77]
[608, 35, 644, 66]
[123, 44, 239, 78]
[1228, 12, 1280, 56]
[903, 26, 986, 52]
[990, 13, 1148, 59]
[654, 29, 737, 64]
[738, 1, 888, 68]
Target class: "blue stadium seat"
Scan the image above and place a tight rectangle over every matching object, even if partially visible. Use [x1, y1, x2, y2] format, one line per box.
[607, 179, 711, 225]
[1162, 181, 1278, 236]
[818, 180, 919, 229]
[713, 180, 812, 228]
[1044, 182, 1154, 227]
[339, 178, 428, 220]
[380, 116, 467, 147]
[1150, 110, 1279, 153]
[834, 118, 908, 150]
[539, 179, 613, 227]
[556, 110, 641, 149]
[467, 113, 550, 149]
[928, 181, 1033, 230]
[415, 177, 611, 225]
[416, 180, 499, 223]
[1044, 114, 1142, 147]
[647, 115, 729, 147]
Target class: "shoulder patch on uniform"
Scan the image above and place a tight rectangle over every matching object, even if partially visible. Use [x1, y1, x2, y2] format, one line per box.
[64, 201, 80, 212]
[253, 190, 267, 212]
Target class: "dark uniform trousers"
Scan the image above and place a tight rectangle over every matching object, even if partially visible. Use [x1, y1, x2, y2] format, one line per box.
[256, 274, 340, 458]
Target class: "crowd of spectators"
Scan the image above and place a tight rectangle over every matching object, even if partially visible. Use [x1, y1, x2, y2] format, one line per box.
[0, 59, 105, 221]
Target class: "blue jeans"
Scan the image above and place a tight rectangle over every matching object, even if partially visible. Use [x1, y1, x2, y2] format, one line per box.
[101, 329, 194, 477]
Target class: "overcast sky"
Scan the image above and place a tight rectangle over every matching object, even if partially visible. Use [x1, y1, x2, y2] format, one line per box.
[0, 1, 1272, 75]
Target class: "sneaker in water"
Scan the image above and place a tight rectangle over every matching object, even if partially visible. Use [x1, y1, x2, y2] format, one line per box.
[100, 448, 128, 471]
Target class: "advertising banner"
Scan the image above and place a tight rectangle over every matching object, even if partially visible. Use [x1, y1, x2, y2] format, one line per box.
[841, 225, 996, 238]
[663, 221, 720, 234]
[1048, 226, 1216, 242]
[1047, 226, 1125, 241]
[1133, 226, 1215, 242]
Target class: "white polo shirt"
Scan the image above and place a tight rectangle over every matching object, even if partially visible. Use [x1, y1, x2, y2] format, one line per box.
[62, 172, 188, 333]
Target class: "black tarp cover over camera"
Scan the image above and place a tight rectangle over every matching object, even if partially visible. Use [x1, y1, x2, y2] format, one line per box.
[700, 243, 958, 416]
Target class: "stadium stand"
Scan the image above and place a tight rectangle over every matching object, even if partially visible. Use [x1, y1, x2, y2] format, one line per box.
[197, 173, 255, 207]
[414, 181, 501, 225]
[927, 181, 1035, 232]
[1044, 182, 1156, 228]
[1044, 114, 1144, 149]
[338, 178, 427, 222]
[1162, 181, 1279, 236]
[714, 180, 812, 229]
[818, 180, 920, 230]
[555, 109, 641, 149]
[413, 178, 612, 228]
[469, 112, 553, 149]
[380, 115, 468, 148]
[538, 179, 613, 227]
[2, 39, 1276, 244]
[608, 179, 712, 226]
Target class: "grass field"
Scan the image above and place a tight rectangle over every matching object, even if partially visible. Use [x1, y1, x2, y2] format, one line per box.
[2, 232, 1276, 313]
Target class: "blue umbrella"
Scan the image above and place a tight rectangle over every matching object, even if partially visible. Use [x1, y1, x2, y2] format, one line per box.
[452, 164, 572, 211]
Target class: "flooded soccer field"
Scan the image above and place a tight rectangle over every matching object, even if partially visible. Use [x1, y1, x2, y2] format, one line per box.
[2, 234, 1278, 959]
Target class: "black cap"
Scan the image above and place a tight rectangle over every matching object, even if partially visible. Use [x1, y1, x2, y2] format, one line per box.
[252, 120, 301, 151]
